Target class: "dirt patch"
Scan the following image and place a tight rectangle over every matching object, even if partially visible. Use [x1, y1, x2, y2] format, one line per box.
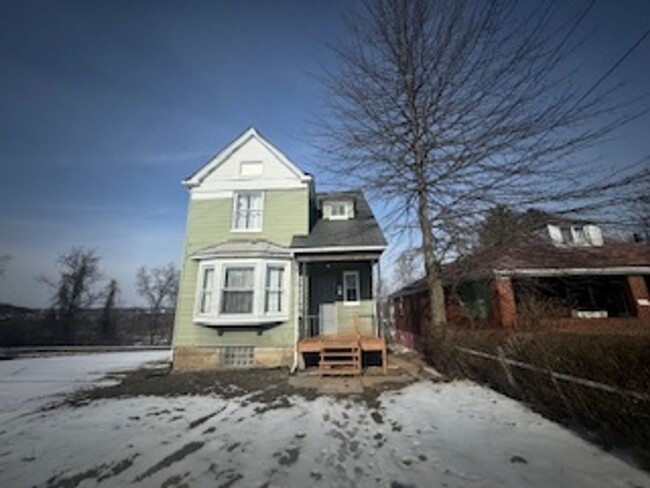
[55, 363, 419, 412]
[189, 407, 227, 429]
[57, 367, 319, 408]
[43, 454, 139, 488]
[134, 441, 204, 482]
[275, 446, 301, 466]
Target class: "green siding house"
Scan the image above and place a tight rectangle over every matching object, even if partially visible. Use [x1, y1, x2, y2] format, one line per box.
[173, 128, 387, 371]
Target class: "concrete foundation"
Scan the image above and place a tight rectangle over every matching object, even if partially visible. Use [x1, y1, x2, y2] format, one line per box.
[172, 346, 293, 371]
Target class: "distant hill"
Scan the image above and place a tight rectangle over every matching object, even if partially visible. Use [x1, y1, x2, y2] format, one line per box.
[0, 303, 34, 315]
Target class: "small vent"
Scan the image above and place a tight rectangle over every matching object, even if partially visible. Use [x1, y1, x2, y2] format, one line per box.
[221, 346, 255, 368]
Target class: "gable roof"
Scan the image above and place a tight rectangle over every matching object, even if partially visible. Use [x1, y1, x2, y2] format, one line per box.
[183, 127, 312, 188]
[291, 190, 387, 250]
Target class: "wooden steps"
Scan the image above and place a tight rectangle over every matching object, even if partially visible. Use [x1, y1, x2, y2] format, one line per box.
[319, 341, 361, 376]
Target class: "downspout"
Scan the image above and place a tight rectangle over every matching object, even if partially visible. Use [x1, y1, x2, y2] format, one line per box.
[290, 257, 300, 373]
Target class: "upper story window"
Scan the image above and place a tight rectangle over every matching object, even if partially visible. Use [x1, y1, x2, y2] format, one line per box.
[324, 200, 354, 220]
[233, 191, 263, 231]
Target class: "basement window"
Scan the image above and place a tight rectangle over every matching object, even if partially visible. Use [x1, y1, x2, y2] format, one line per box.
[221, 346, 255, 367]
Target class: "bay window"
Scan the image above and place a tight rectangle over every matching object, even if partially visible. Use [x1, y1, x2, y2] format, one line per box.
[221, 267, 255, 314]
[195, 259, 289, 325]
[199, 266, 214, 313]
[265, 266, 284, 313]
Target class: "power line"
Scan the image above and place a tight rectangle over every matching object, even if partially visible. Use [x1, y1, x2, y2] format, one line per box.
[574, 26, 650, 107]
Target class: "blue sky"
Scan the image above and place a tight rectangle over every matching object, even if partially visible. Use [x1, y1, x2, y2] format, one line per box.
[1, 0, 649, 307]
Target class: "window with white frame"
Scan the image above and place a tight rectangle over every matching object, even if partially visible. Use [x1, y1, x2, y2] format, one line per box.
[559, 225, 590, 245]
[221, 267, 255, 314]
[233, 191, 263, 230]
[325, 200, 352, 220]
[194, 260, 290, 325]
[343, 271, 360, 304]
[199, 266, 215, 313]
[265, 266, 284, 313]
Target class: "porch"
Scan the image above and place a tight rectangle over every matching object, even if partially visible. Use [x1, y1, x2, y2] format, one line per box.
[294, 252, 387, 375]
[297, 333, 388, 376]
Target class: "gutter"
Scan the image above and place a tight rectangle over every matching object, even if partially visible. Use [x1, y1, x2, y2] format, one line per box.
[495, 266, 650, 277]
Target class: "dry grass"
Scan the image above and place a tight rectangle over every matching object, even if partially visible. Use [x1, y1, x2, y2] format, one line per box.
[424, 328, 650, 469]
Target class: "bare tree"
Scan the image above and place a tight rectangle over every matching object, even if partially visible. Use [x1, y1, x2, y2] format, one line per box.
[628, 194, 650, 243]
[136, 263, 179, 345]
[318, 0, 649, 337]
[393, 248, 421, 291]
[39, 248, 103, 344]
[100, 279, 120, 343]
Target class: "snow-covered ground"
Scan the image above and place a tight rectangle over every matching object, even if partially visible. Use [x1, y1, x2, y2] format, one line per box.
[0, 351, 170, 425]
[0, 352, 648, 487]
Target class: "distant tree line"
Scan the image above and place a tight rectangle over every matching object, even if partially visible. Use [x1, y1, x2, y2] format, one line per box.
[0, 247, 179, 347]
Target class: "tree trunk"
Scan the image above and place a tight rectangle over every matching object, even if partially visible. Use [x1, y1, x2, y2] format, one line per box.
[416, 188, 447, 339]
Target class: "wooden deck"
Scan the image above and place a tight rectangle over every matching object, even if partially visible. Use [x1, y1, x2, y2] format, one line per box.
[297, 334, 388, 375]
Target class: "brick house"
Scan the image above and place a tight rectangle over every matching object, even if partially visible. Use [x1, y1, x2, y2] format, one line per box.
[390, 220, 650, 349]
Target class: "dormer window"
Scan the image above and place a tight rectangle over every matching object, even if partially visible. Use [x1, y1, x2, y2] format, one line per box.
[324, 200, 354, 220]
[559, 226, 588, 245]
[550, 223, 605, 247]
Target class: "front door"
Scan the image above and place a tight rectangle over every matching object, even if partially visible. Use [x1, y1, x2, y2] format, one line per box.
[320, 303, 337, 335]
[313, 274, 337, 335]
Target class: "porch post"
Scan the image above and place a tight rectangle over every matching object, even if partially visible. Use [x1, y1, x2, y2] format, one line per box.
[492, 276, 517, 328]
[376, 259, 383, 337]
[627, 275, 650, 320]
[301, 262, 310, 336]
[299, 262, 305, 337]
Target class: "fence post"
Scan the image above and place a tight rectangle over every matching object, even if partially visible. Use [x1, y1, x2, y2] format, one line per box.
[497, 346, 517, 388]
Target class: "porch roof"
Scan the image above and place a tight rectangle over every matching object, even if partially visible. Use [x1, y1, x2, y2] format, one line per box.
[190, 239, 291, 260]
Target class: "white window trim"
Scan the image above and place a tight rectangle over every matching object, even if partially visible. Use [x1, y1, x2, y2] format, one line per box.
[197, 265, 215, 315]
[264, 265, 286, 315]
[343, 270, 361, 305]
[194, 258, 290, 325]
[559, 225, 591, 246]
[328, 201, 350, 220]
[220, 265, 256, 315]
[231, 191, 264, 232]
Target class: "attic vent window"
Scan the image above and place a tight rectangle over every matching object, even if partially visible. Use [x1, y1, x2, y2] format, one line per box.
[240, 161, 263, 176]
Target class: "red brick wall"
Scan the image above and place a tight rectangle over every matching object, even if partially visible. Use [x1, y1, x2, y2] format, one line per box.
[491, 277, 517, 328]
[627, 275, 650, 320]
